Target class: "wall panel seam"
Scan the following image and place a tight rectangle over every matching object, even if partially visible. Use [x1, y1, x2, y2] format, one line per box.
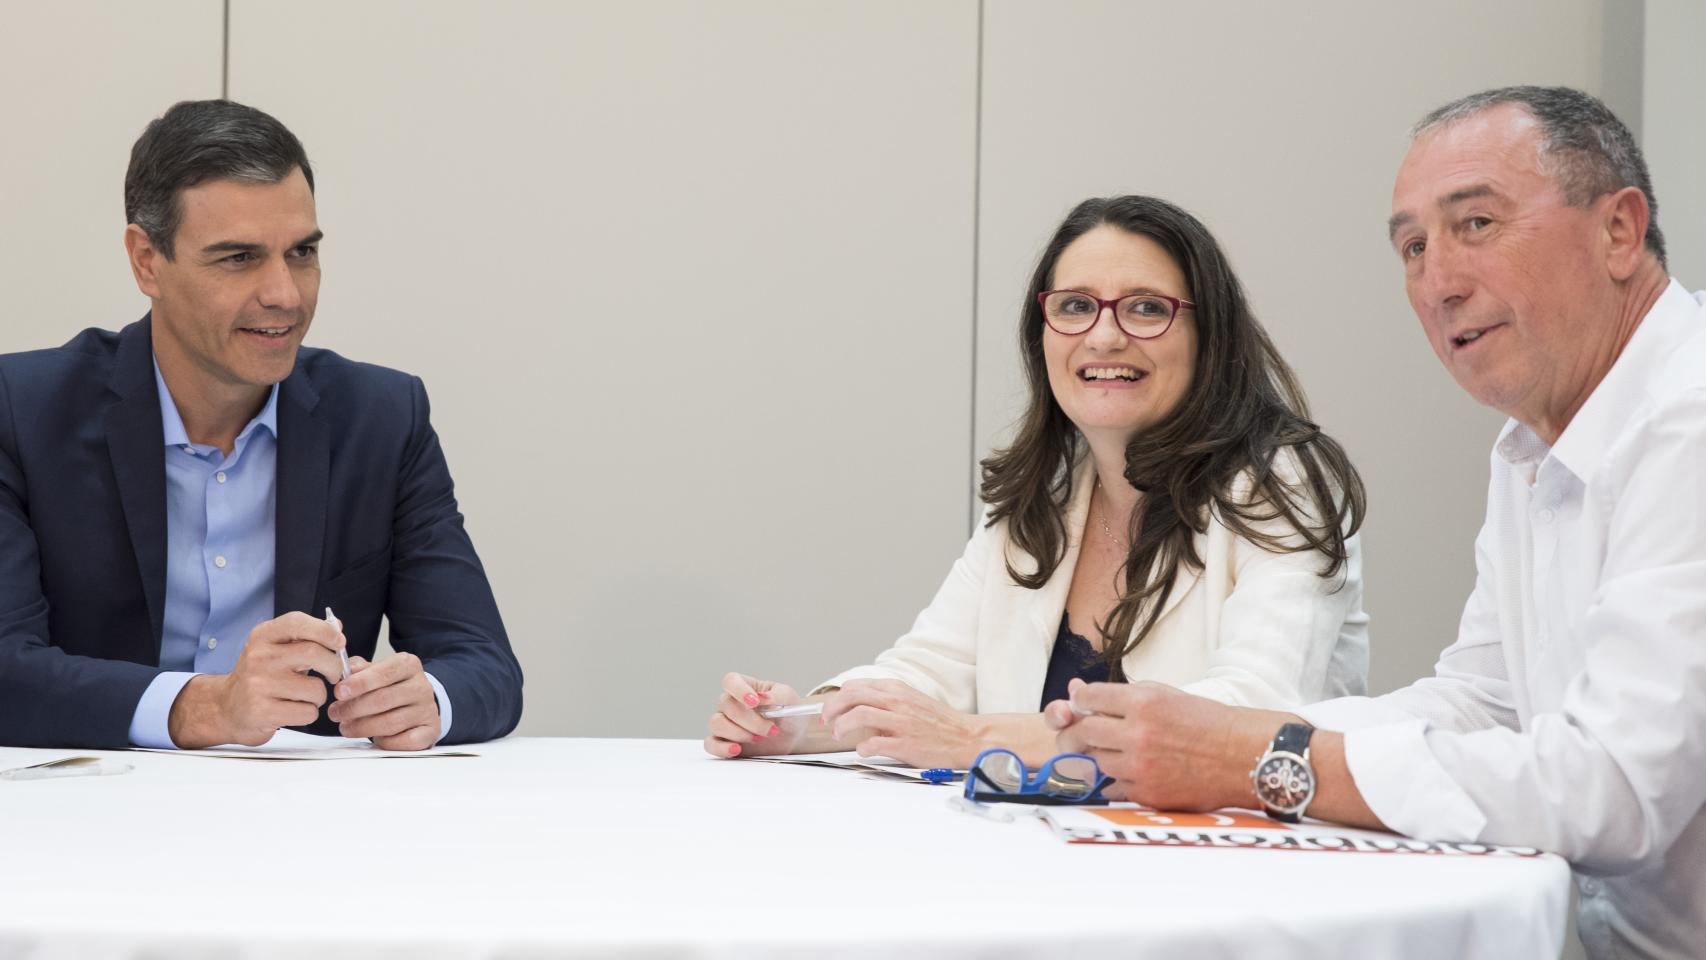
[968, 0, 985, 539]
[221, 0, 230, 98]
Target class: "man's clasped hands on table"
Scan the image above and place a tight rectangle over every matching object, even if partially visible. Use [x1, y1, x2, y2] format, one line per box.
[166, 612, 441, 751]
[2, 85, 1702, 958]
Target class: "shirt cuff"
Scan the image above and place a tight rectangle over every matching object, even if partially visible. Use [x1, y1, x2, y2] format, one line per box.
[424, 671, 453, 745]
[1298, 695, 1421, 732]
[1340, 718, 1489, 841]
[810, 666, 882, 696]
[127, 672, 199, 749]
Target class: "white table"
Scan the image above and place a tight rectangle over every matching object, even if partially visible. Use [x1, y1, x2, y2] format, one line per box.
[0, 738, 1570, 958]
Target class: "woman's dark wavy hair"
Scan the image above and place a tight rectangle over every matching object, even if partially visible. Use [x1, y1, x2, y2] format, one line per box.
[979, 195, 1365, 680]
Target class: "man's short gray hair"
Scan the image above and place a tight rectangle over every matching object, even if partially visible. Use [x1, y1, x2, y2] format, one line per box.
[1414, 85, 1665, 268]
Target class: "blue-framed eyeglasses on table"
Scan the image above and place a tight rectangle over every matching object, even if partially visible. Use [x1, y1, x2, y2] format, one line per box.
[961, 748, 1112, 805]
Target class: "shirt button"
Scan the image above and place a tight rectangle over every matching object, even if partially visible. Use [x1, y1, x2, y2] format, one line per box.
[216, 471, 227, 484]
[182, 445, 195, 455]
[1537, 508, 1555, 523]
[214, 555, 227, 569]
[207, 637, 218, 650]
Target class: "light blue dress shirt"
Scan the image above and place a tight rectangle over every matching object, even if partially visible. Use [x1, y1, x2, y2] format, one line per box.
[127, 358, 450, 747]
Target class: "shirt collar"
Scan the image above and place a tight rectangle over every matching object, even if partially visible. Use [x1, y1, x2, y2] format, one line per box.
[1546, 280, 1700, 483]
[1493, 418, 1550, 469]
[152, 354, 279, 452]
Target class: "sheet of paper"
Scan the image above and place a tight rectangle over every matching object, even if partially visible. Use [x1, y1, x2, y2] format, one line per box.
[1039, 806, 1551, 858]
[746, 751, 958, 782]
[132, 728, 478, 761]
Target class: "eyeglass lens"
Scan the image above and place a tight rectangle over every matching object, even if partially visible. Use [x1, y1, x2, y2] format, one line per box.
[1043, 292, 1175, 336]
[973, 750, 1027, 793]
[1038, 756, 1100, 800]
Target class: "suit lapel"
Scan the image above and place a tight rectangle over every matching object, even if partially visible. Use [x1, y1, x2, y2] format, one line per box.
[273, 365, 328, 617]
[103, 318, 168, 656]
[994, 455, 1097, 712]
[1148, 552, 1199, 625]
[1027, 454, 1096, 640]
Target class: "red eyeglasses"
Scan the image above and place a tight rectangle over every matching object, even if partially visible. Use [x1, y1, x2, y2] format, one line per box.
[1037, 290, 1195, 339]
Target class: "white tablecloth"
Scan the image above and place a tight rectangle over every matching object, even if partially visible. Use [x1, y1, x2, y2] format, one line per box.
[0, 737, 1570, 958]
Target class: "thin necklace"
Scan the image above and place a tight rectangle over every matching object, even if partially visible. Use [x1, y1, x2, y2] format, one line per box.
[1094, 480, 1127, 549]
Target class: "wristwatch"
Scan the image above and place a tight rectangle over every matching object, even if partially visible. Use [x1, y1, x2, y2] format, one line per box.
[1250, 722, 1316, 823]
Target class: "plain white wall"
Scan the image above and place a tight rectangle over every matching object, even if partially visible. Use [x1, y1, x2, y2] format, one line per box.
[973, 0, 1606, 697]
[226, 0, 982, 738]
[2, 2, 222, 332]
[1644, 0, 1706, 286]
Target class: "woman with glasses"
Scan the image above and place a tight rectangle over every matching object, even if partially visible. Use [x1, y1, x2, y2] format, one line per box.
[705, 195, 1368, 769]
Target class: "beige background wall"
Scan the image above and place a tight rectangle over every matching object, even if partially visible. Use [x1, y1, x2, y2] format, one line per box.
[3, 1, 1694, 741]
[1644, 0, 1706, 287]
[2, 2, 222, 331]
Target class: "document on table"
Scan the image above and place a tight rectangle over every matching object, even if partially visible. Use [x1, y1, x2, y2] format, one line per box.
[746, 751, 956, 782]
[132, 728, 478, 761]
[1040, 806, 1552, 858]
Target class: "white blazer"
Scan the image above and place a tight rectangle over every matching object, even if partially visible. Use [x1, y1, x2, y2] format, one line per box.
[819, 454, 1368, 712]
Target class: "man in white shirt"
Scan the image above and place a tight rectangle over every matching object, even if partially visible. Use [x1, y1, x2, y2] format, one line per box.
[1045, 85, 1706, 959]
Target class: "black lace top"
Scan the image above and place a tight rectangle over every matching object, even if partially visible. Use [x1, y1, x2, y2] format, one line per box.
[1039, 613, 1112, 710]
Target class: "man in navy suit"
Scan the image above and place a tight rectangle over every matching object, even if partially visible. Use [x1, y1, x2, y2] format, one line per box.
[0, 100, 523, 749]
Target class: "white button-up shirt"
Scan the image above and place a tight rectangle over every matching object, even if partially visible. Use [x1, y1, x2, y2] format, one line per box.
[1301, 281, 1706, 959]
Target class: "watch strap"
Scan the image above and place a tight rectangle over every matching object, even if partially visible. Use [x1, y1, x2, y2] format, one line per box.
[1272, 721, 1314, 758]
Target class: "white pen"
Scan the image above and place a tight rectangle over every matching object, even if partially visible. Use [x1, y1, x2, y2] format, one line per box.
[0, 756, 133, 782]
[326, 606, 349, 682]
[758, 702, 824, 719]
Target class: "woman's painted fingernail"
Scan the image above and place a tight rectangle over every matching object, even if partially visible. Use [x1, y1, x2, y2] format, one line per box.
[743, 693, 760, 707]
[726, 743, 741, 756]
[767, 725, 779, 738]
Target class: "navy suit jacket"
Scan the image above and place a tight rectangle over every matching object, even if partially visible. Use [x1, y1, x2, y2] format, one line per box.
[0, 317, 523, 748]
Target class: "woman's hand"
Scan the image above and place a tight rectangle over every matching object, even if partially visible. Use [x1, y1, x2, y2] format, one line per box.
[820, 679, 991, 769]
[704, 672, 806, 758]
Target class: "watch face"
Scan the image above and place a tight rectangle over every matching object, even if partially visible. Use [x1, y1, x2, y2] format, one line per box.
[1254, 752, 1315, 814]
